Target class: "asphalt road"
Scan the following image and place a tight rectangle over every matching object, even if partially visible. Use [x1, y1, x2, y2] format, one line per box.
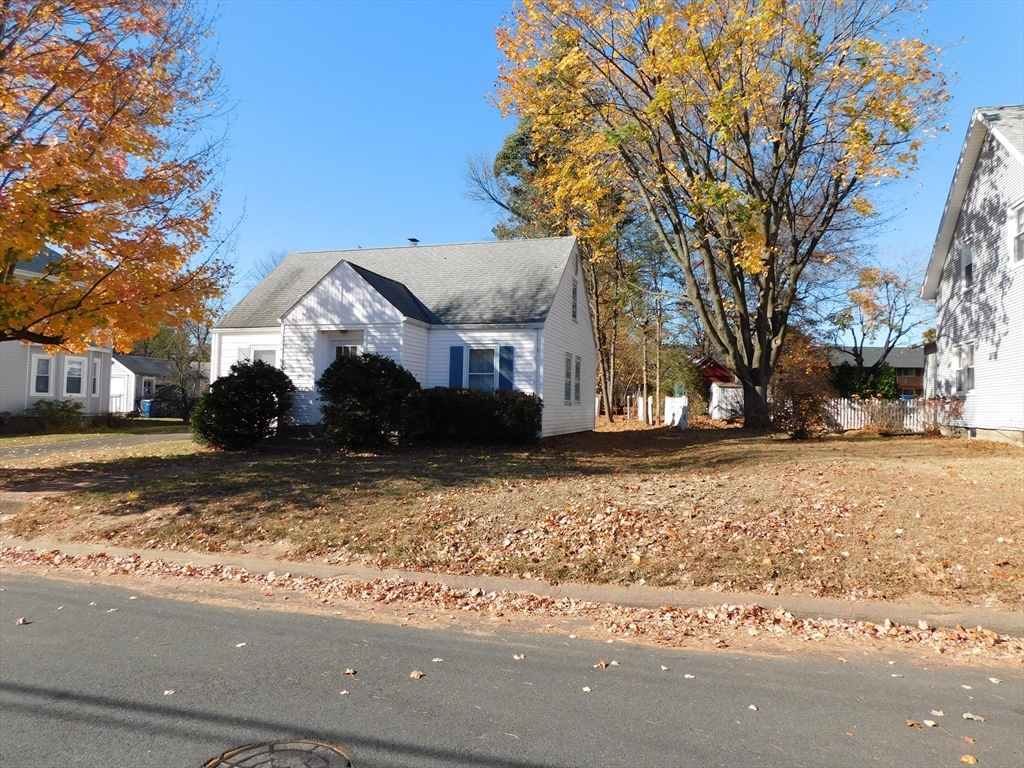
[1, 573, 1021, 768]
[0, 431, 191, 461]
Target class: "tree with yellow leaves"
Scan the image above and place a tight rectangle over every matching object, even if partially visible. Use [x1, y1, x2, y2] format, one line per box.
[498, 0, 947, 427]
[1, 0, 232, 353]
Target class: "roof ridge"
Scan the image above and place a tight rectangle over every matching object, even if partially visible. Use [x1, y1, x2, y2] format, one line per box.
[286, 235, 575, 256]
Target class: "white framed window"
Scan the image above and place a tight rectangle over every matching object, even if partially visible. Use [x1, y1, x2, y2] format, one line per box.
[334, 345, 359, 360]
[142, 377, 155, 398]
[564, 353, 573, 404]
[31, 354, 53, 395]
[63, 356, 86, 397]
[955, 342, 975, 393]
[252, 348, 277, 366]
[90, 359, 99, 395]
[571, 279, 578, 321]
[1012, 205, 1024, 264]
[574, 356, 582, 404]
[467, 347, 496, 392]
[960, 244, 973, 288]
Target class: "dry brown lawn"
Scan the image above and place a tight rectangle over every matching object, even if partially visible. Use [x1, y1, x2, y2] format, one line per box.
[3, 424, 1022, 609]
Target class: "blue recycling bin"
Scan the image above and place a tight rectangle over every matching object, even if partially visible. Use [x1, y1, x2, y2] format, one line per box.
[140, 399, 153, 417]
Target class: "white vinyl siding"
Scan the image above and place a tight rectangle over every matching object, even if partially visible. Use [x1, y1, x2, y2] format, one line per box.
[1, 343, 111, 415]
[212, 329, 281, 379]
[540, 244, 597, 437]
[932, 130, 1024, 434]
[402, 321, 429, 385]
[426, 329, 538, 392]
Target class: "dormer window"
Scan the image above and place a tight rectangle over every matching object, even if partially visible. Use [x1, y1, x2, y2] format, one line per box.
[960, 244, 973, 288]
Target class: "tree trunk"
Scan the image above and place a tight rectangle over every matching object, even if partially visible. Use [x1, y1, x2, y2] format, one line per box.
[740, 378, 772, 430]
[641, 329, 649, 424]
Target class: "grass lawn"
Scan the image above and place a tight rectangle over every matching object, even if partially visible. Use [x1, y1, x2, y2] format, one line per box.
[2, 424, 1022, 609]
[0, 418, 190, 447]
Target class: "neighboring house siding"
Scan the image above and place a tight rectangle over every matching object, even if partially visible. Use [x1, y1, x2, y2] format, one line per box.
[1, 342, 110, 415]
[0, 341, 30, 413]
[402, 321, 430, 385]
[540, 249, 597, 437]
[933, 132, 1024, 433]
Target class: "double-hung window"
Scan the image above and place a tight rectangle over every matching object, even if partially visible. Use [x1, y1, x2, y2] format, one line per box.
[468, 348, 496, 392]
[334, 345, 359, 360]
[960, 244, 973, 288]
[574, 356, 582, 404]
[252, 348, 277, 366]
[564, 353, 573, 403]
[64, 357, 85, 397]
[31, 355, 53, 396]
[956, 342, 975, 393]
[91, 359, 99, 395]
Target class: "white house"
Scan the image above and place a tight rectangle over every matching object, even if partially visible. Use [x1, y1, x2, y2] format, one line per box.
[109, 355, 176, 413]
[212, 237, 597, 437]
[0, 250, 112, 417]
[922, 105, 1024, 444]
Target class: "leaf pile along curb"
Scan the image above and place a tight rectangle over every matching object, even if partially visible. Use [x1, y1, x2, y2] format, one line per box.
[3, 545, 1022, 662]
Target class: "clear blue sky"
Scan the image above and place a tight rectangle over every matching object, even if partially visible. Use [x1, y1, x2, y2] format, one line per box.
[213, 0, 1024, 304]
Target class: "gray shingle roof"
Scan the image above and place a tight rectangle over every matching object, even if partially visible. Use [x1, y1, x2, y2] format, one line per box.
[217, 237, 577, 329]
[830, 346, 924, 368]
[13, 246, 64, 277]
[114, 355, 174, 377]
[980, 105, 1024, 156]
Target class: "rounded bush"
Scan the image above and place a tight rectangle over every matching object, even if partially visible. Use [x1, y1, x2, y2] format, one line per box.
[316, 353, 421, 449]
[191, 360, 296, 450]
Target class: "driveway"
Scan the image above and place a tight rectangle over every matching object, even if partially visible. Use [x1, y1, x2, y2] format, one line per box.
[0, 432, 192, 462]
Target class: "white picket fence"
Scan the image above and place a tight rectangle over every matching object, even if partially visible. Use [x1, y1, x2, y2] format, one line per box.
[823, 398, 961, 434]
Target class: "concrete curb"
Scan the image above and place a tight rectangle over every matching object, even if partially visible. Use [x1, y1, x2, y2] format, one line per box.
[5, 535, 1022, 637]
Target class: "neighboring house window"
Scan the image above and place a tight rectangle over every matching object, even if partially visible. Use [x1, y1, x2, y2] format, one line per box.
[571, 279, 578, 321]
[253, 348, 277, 366]
[468, 348, 496, 392]
[955, 342, 975, 393]
[335, 345, 359, 360]
[1013, 205, 1024, 264]
[64, 357, 85, 396]
[960, 244, 973, 288]
[31, 355, 52, 395]
[564, 353, 573, 403]
[574, 356, 582, 404]
[142, 377, 154, 397]
[91, 359, 98, 395]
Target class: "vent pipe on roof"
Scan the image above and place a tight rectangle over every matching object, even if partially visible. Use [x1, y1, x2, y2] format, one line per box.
[408, 238, 419, 246]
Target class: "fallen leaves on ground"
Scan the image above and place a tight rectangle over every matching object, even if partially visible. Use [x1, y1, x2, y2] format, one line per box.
[2, 545, 1022, 662]
[409, 670, 424, 679]
[14, 617, 29, 625]
[961, 756, 978, 765]
[962, 713, 985, 722]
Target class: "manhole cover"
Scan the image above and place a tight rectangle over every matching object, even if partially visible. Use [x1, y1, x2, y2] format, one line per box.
[203, 740, 352, 768]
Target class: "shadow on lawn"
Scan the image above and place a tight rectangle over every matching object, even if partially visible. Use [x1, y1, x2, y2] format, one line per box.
[3, 426, 868, 523]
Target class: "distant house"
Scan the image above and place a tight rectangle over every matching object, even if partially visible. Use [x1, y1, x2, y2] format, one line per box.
[830, 346, 926, 398]
[921, 105, 1024, 444]
[211, 237, 596, 438]
[694, 355, 744, 420]
[109, 355, 176, 413]
[0, 249, 112, 417]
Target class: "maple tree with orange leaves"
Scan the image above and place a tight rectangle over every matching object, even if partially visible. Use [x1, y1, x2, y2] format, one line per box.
[0, 0, 232, 352]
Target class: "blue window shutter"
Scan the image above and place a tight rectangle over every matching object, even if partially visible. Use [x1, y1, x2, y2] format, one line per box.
[449, 346, 464, 388]
[498, 346, 514, 390]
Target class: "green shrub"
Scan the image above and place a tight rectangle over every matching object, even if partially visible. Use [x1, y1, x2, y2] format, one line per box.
[29, 399, 85, 432]
[316, 353, 421, 449]
[406, 387, 542, 444]
[191, 360, 296, 450]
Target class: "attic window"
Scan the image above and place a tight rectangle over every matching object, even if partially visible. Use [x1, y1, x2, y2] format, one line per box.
[960, 244, 973, 288]
[571, 279, 578, 321]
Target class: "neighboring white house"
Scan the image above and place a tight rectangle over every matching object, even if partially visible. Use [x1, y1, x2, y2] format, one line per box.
[212, 237, 597, 437]
[922, 105, 1024, 444]
[109, 355, 176, 413]
[0, 249, 112, 417]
